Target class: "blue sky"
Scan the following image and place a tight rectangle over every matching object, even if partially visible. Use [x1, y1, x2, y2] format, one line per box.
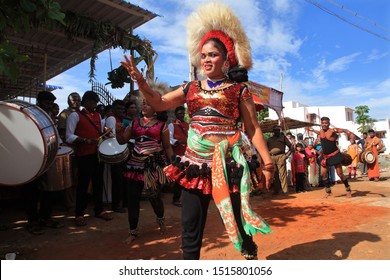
[49, 0, 390, 120]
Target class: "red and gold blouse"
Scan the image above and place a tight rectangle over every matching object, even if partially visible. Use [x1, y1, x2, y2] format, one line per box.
[184, 81, 252, 136]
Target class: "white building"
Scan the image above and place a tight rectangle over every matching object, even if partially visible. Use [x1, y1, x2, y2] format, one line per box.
[268, 101, 389, 153]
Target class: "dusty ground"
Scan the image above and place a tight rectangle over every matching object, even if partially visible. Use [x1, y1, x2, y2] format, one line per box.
[1, 158, 390, 260]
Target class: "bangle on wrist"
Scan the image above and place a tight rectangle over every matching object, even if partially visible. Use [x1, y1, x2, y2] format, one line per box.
[263, 162, 274, 172]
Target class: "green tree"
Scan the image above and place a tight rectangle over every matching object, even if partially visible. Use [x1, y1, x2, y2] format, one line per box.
[355, 105, 376, 133]
[257, 108, 269, 121]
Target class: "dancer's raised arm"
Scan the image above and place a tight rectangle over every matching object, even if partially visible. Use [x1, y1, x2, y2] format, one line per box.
[120, 54, 185, 111]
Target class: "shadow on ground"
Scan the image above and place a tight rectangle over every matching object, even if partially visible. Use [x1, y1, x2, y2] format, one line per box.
[266, 232, 381, 260]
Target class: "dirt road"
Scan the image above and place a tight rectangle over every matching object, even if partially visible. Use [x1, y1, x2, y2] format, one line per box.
[1, 168, 389, 260]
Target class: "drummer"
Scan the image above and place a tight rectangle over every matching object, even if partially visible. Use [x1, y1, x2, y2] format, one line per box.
[104, 99, 127, 213]
[23, 91, 64, 235]
[57, 92, 82, 211]
[307, 116, 353, 198]
[364, 129, 381, 182]
[58, 92, 81, 142]
[66, 91, 113, 226]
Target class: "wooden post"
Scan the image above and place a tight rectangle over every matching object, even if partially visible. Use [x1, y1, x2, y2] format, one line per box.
[43, 53, 47, 91]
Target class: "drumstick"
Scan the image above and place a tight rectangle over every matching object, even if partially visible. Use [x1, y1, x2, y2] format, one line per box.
[99, 128, 112, 140]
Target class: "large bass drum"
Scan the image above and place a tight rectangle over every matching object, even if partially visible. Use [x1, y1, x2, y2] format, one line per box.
[0, 100, 59, 186]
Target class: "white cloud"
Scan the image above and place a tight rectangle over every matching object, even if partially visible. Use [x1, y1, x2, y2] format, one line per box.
[270, 0, 292, 13]
[366, 49, 389, 63]
[45, 0, 390, 121]
[327, 52, 361, 72]
[309, 52, 361, 86]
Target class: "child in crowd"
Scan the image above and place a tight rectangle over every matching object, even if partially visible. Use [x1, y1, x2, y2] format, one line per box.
[293, 143, 307, 193]
[347, 137, 360, 179]
[305, 140, 319, 188]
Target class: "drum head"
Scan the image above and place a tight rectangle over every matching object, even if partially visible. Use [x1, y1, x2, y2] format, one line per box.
[364, 151, 375, 164]
[99, 138, 127, 155]
[0, 102, 46, 185]
[57, 146, 74, 156]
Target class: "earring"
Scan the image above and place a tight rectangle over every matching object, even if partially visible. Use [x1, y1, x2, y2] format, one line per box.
[222, 64, 229, 78]
[222, 60, 230, 78]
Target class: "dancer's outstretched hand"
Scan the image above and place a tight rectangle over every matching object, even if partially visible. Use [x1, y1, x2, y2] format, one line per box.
[120, 54, 143, 82]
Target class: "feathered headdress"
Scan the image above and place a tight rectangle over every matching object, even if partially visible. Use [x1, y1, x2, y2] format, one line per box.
[187, 2, 252, 75]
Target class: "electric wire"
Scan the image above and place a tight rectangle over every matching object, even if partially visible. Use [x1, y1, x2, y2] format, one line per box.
[326, 0, 390, 33]
[304, 0, 390, 42]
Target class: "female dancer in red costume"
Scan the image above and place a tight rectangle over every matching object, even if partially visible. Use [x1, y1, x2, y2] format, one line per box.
[117, 94, 173, 244]
[119, 2, 273, 259]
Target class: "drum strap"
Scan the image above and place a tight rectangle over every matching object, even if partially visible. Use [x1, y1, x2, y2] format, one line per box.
[79, 110, 102, 135]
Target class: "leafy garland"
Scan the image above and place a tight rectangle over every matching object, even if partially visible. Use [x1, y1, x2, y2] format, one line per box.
[0, 0, 65, 82]
[0, 0, 157, 87]
[63, 11, 157, 85]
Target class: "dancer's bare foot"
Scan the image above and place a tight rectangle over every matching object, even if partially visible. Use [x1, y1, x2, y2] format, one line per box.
[323, 192, 332, 198]
[346, 191, 352, 198]
[157, 217, 166, 235]
[159, 224, 166, 235]
[124, 234, 137, 245]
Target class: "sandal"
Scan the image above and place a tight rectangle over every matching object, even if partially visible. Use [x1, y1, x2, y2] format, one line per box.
[40, 219, 64, 229]
[26, 222, 45, 235]
[95, 211, 113, 221]
[74, 216, 87, 226]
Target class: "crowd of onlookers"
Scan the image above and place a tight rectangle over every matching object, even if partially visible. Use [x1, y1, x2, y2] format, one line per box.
[14, 90, 385, 236]
[263, 126, 384, 197]
[20, 90, 188, 235]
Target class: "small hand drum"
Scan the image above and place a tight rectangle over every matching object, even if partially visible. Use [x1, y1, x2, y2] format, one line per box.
[341, 153, 353, 166]
[364, 150, 375, 164]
